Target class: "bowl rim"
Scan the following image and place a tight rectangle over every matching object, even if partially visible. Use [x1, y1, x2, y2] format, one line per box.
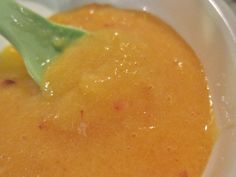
[212, 0, 236, 49]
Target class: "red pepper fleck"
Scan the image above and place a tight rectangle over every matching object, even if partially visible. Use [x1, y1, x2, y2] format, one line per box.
[38, 120, 48, 130]
[142, 85, 153, 96]
[80, 110, 84, 119]
[104, 23, 114, 27]
[179, 170, 188, 177]
[38, 124, 44, 130]
[113, 100, 128, 111]
[1, 79, 16, 86]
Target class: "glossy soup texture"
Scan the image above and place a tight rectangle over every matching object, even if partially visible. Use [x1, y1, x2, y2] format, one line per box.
[0, 4, 216, 177]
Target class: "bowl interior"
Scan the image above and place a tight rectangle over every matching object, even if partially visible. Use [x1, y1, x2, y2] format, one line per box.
[2, 0, 236, 176]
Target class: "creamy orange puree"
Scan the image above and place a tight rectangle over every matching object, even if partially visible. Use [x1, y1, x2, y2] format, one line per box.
[0, 4, 216, 177]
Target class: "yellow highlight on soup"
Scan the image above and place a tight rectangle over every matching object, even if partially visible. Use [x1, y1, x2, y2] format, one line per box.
[0, 4, 217, 177]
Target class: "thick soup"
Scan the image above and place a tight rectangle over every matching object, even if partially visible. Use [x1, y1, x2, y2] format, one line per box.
[0, 4, 216, 177]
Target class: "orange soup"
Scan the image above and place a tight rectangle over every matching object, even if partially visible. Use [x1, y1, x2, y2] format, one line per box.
[0, 4, 216, 177]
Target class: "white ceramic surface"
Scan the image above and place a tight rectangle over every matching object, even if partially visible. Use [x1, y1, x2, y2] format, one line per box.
[0, 0, 236, 176]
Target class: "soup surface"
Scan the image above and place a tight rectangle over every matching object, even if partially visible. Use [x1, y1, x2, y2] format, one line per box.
[0, 4, 216, 177]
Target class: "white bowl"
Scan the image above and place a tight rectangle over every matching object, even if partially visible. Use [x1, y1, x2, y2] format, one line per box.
[1, 0, 236, 176]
